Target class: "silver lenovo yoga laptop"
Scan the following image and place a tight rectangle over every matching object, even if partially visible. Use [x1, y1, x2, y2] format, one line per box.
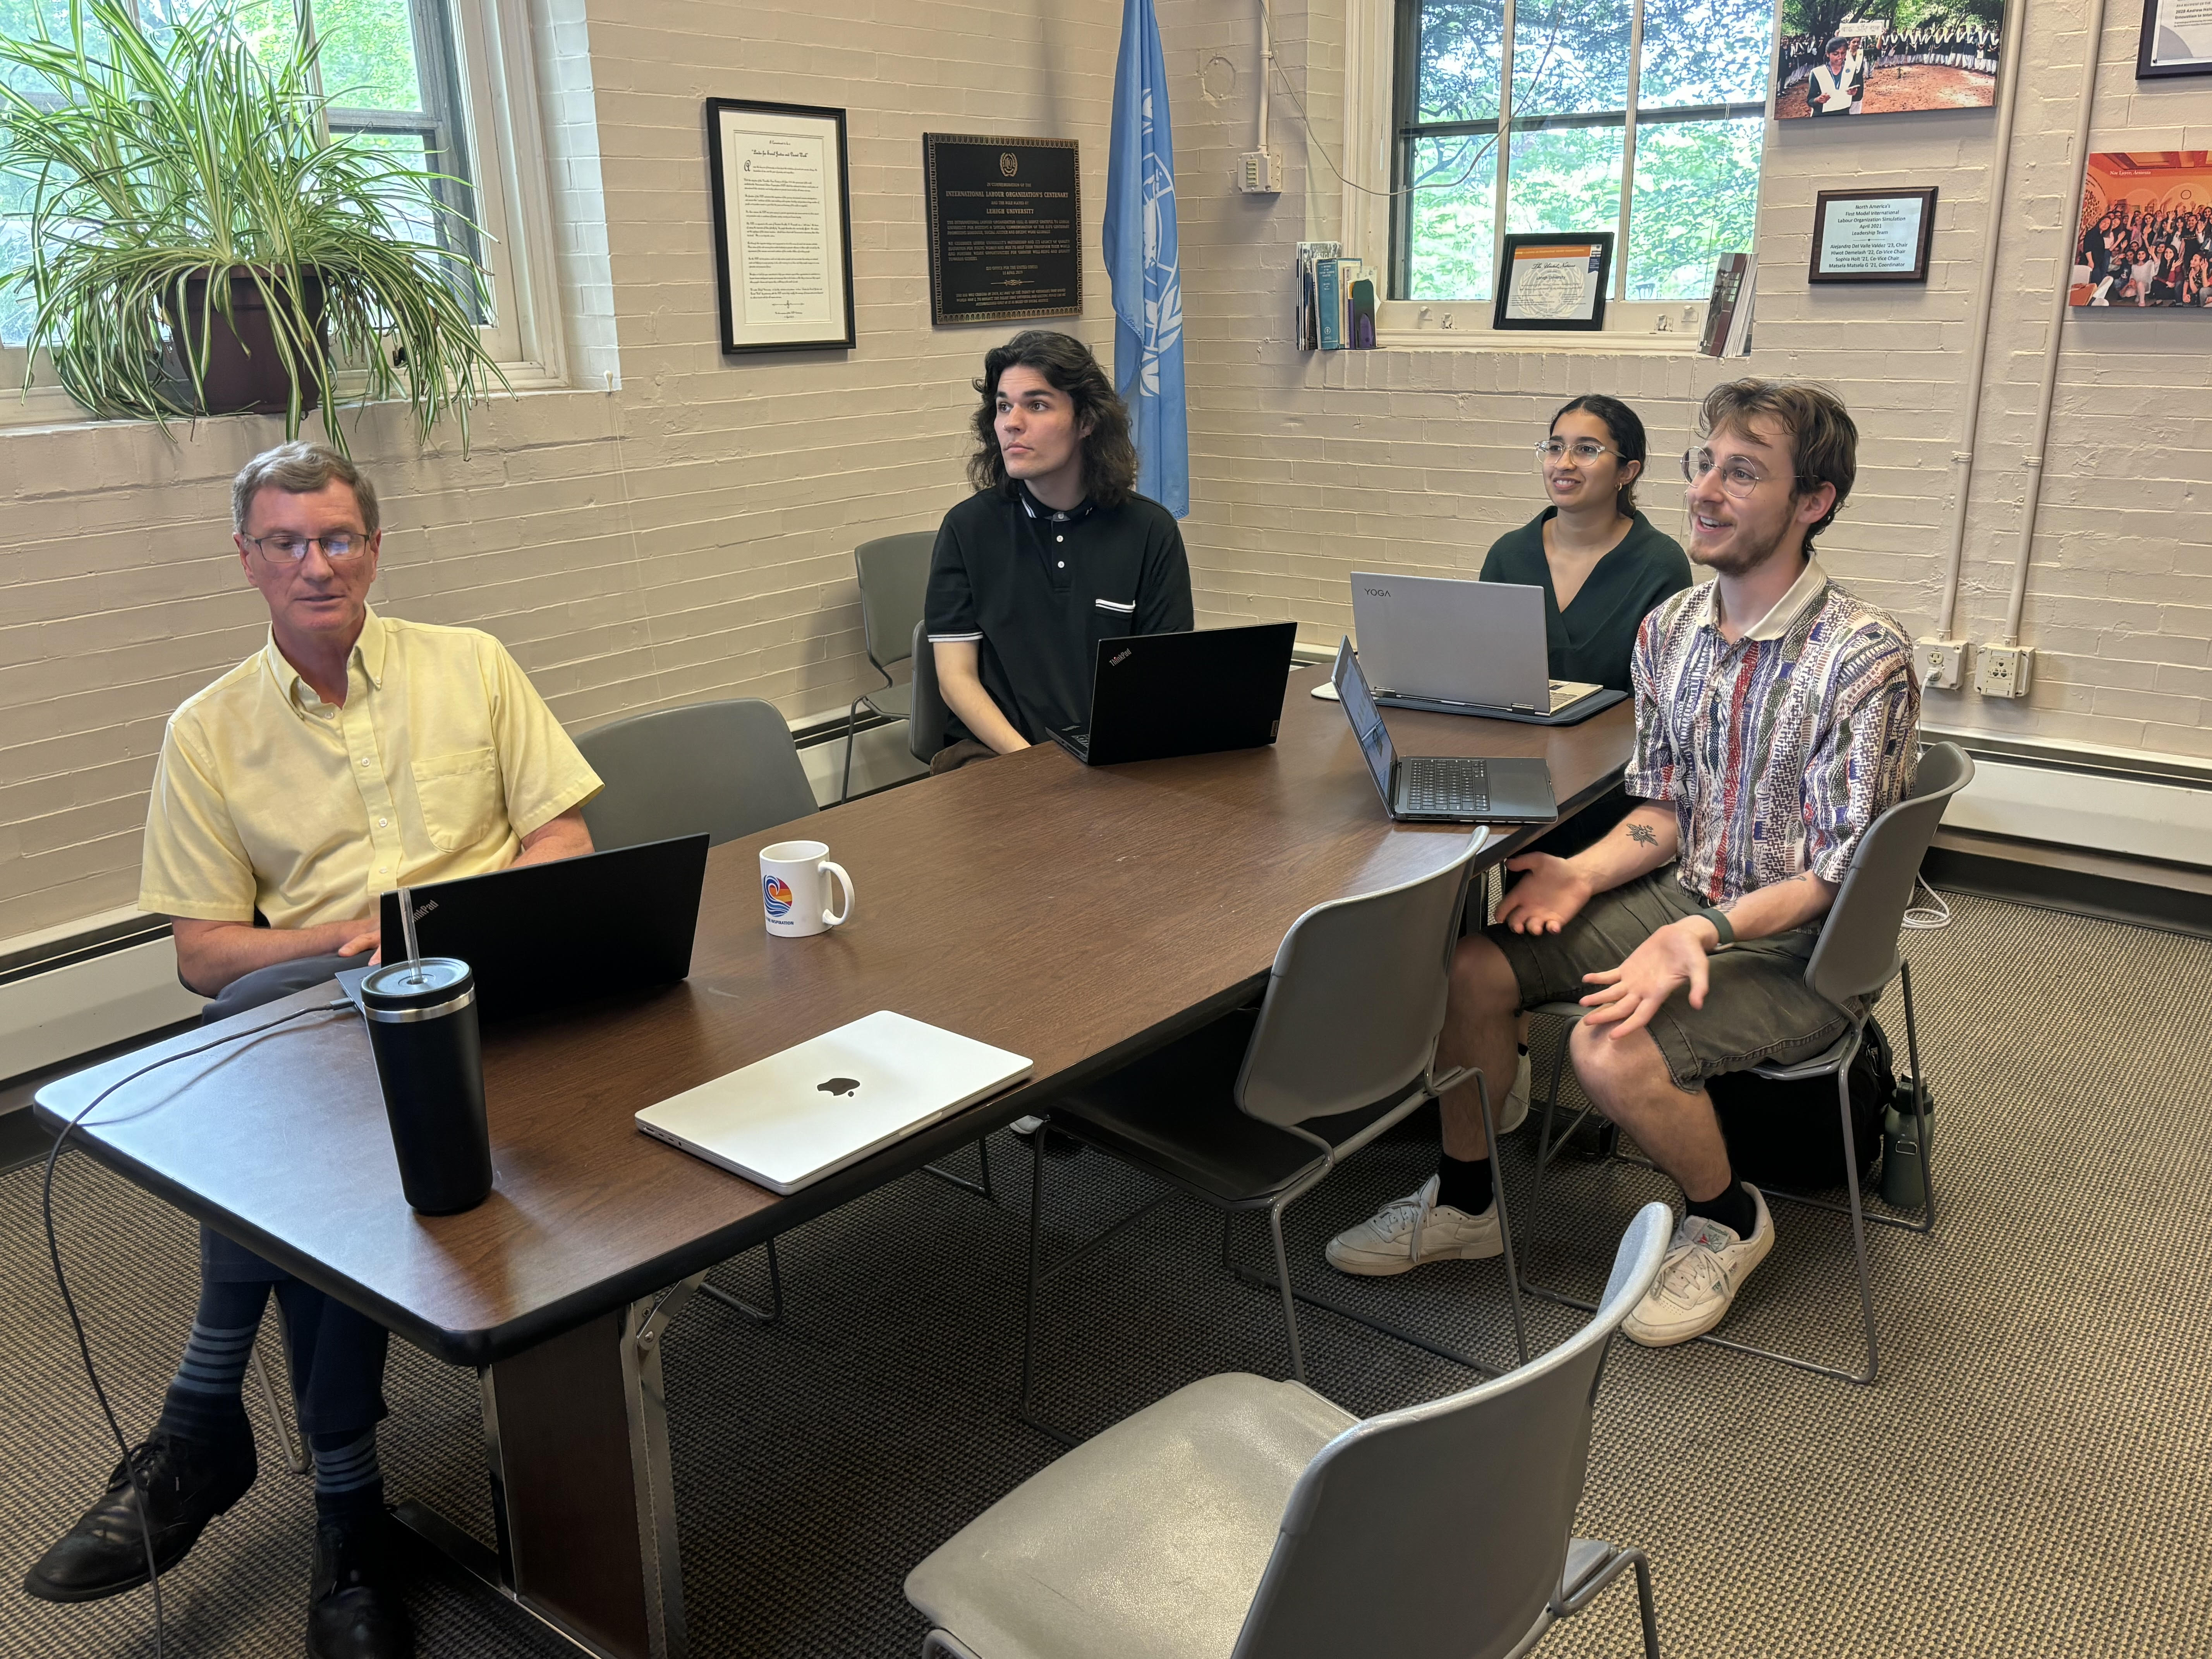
[1333, 638, 1557, 824]
[1350, 572, 1615, 721]
[634, 1010, 1032, 1194]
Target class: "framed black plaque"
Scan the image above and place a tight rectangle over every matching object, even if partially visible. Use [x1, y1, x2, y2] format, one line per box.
[923, 134, 1082, 326]
[1809, 187, 1936, 284]
[704, 99, 856, 353]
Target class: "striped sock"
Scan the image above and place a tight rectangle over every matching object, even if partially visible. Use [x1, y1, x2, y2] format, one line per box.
[309, 1428, 383, 1520]
[155, 1282, 268, 1445]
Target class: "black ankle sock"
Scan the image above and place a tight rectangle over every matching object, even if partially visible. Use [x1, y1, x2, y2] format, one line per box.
[1436, 1153, 1493, 1215]
[1686, 1179, 1756, 1239]
[155, 1279, 270, 1448]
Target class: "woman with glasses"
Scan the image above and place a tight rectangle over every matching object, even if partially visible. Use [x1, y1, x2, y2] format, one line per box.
[1479, 394, 1691, 695]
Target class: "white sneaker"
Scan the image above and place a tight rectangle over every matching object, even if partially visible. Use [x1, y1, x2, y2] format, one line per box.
[1325, 1175, 1501, 1276]
[1622, 1187, 1775, 1347]
[1010, 1116, 1046, 1136]
[1499, 1048, 1531, 1135]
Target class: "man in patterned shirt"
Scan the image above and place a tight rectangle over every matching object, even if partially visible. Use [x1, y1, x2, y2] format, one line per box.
[1329, 380, 1920, 1346]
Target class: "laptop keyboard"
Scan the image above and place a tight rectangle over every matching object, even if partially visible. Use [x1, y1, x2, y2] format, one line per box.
[1402, 756, 1489, 814]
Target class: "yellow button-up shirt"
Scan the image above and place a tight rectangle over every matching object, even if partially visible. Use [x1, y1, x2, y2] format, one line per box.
[139, 610, 603, 930]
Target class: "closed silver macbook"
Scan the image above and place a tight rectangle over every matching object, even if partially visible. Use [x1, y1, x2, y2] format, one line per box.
[1351, 572, 1604, 717]
[635, 1010, 1032, 1194]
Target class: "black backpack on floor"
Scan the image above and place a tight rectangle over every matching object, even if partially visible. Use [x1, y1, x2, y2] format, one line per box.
[1706, 1016, 1894, 1193]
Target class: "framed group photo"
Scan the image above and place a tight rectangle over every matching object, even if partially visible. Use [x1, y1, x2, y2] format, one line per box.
[1775, 3, 2005, 119]
[704, 98, 857, 354]
[2070, 151, 2212, 307]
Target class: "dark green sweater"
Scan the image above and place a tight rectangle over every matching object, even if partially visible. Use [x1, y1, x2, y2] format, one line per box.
[1478, 507, 1692, 692]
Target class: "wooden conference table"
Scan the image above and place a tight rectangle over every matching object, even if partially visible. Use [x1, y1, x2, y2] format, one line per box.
[37, 668, 1633, 1659]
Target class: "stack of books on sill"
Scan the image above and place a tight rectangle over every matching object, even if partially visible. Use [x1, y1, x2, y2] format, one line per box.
[1298, 242, 1378, 350]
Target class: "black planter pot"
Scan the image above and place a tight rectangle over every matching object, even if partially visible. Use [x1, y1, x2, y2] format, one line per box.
[164, 267, 328, 416]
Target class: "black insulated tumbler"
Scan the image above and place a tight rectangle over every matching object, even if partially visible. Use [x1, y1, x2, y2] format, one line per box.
[361, 958, 493, 1215]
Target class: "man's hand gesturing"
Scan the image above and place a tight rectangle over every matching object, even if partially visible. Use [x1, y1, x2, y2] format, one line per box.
[1494, 852, 1594, 935]
[1578, 918, 1715, 1039]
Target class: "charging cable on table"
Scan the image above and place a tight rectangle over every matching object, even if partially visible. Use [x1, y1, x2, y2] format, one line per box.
[40, 997, 356, 1659]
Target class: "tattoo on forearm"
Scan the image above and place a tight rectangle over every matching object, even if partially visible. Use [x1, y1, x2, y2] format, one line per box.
[1625, 823, 1657, 847]
[1716, 898, 1738, 913]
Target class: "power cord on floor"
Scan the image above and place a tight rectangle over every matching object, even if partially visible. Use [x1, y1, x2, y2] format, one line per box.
[40, 998, 356, 1659]
[1901, 876, 1952, 930]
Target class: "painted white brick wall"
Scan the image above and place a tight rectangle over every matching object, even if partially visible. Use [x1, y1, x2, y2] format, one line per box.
[1164, 0, 2212, 762]
[2, 0, 2207, 943]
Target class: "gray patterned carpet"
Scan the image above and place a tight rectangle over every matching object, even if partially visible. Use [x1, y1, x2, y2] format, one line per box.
[2, 890, 2208, 1658]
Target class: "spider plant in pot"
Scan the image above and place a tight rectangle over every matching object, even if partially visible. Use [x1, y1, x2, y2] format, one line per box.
[0, 0, 506, 453]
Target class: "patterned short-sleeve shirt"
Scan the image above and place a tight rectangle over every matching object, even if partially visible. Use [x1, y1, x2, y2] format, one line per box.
[1626, 558, 1920, 906]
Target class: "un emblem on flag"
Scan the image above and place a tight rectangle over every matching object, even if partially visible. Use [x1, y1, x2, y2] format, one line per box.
[999, 152, 1018, 177]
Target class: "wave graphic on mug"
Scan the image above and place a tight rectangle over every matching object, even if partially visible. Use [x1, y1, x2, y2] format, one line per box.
[762, 875, 795, 919]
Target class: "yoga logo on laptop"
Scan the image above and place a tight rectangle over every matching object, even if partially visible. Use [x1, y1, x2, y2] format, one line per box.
[762, 875, 794, 919]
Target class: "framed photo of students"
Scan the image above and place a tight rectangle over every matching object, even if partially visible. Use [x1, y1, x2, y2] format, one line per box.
[2138, 0, 2212, 78]
[1491, 233, 1614, 331]
[1809, 187, 1938, 283]
[704, 99, 857, 354]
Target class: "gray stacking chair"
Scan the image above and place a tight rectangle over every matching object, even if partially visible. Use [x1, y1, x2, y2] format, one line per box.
[575, 698, 820, 1322]
[909, 618, 950, 766]
[1523, 742, 1975, 1385]
[576, 697, 817, 854]
[909, 1200, 1672, 1659]
[1021, 835, 1526, 1440]
[841, 531, 934, 801]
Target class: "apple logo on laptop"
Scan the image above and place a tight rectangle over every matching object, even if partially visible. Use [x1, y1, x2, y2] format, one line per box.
[817, 1077, 860, 1097]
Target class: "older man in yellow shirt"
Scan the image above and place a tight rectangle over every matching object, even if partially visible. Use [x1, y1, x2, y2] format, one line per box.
[24, 443, 601, 1659]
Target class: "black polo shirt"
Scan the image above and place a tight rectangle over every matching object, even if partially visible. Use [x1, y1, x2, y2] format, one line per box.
[1478, 507, 1692, 692]
[924, 481, 1194, 744]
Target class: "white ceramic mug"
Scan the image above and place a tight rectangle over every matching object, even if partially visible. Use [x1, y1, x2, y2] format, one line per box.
[759, 840, 854, 938]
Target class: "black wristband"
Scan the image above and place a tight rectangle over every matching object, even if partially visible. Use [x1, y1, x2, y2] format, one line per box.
[1697, 908, 1735, 947]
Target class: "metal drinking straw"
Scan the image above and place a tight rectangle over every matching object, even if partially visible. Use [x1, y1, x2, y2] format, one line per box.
[397, 885, 425, 985]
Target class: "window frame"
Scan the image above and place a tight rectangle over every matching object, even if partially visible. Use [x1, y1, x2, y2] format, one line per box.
[1388, 0, 1769, 309]
[0, 0, 567, 429]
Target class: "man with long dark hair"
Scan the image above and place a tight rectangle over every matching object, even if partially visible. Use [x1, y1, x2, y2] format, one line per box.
[922, 330, 1192, 772]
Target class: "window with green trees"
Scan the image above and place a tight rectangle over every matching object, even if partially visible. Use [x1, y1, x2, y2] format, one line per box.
[1, 0, 481, 345]
[1394, 0, 1772, 305]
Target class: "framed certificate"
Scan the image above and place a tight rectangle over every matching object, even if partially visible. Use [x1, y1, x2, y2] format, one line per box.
[1491, 233, 1613, 331]
[1809, 187, 1937, 283]
[2139, 0, 2212, 77]
[704, 99, 857, 354]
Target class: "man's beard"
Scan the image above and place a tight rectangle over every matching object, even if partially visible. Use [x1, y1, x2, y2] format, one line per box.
[1691, 518, 1793, 579]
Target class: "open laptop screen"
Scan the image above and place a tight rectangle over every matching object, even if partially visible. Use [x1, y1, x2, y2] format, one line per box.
[1331, 638, 1396, 803]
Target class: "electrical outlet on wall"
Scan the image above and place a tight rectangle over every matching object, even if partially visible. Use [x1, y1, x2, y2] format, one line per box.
[1915, 637, 1969, 690]
[1975, 644, 2033, 698]
[1236, 150, 1282, 193]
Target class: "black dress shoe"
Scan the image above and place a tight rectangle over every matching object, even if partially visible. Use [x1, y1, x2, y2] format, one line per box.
[21, 1430, 258, 1602]
[308, 1511, 412, 1659]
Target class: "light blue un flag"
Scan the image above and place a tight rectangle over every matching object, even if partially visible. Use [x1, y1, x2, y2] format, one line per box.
[1104, 0, 1187, 518]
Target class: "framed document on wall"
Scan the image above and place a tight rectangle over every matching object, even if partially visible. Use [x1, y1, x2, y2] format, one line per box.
[1809, 187, 1937, 283]
[923, 134, 1082, 326]
[705, 99, 857, 353]
[2138, 0, 2212, 77]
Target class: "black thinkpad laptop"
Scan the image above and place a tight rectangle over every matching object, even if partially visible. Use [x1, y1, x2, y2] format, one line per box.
[1049, 622, 1298, 766]
[338, 833, 711, 1024]
[1333, 638, 1557, 824]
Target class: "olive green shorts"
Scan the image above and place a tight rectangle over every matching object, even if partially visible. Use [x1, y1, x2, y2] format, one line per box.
[1488, 867, 1854, 1094]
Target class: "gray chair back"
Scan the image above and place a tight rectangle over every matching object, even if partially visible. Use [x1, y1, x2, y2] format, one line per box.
[855, 532, 934, 676]
[909, 619, 950, 765]
[1802, 742, 1973, 1009]
[576, 697, 817, 850]
[1235, 835, 1484, 1127]
[1230, 1202, 1673, 1659]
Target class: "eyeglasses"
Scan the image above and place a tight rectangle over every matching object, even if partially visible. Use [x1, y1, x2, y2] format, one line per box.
[1535, 438, 1617, 465]
[1680, 448, 1805, 498]
[242, 532, 369, 563]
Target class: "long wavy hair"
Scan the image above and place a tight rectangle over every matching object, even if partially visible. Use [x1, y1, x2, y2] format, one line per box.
[967, 331, 1140, 508]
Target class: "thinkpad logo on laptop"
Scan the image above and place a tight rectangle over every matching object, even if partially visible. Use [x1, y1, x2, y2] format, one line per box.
[1108, 649, 1132, 666]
